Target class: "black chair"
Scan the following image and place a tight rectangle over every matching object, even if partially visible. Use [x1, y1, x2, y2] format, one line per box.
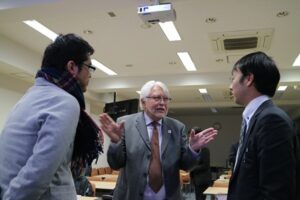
[102, 194, 113, 200]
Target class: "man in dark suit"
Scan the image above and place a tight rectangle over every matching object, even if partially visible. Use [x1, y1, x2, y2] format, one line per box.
[227, 142, 238, 170]
[188, 127, 212, 200]
[227, 51, 297, 200]
[99, 80, 217, 200]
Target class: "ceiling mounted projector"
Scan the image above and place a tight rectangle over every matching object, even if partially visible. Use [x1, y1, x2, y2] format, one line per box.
[137, 3, 176, 24]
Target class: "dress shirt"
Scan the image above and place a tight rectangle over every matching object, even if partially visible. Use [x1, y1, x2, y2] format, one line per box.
[243, 95, 270, 128]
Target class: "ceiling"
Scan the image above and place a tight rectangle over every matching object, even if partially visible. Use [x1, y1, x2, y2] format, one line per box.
[0, 0, 300, 117]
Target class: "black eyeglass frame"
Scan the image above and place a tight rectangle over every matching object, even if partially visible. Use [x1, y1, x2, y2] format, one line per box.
[82, 63, 96, 73]
[146, 96, 172, 102]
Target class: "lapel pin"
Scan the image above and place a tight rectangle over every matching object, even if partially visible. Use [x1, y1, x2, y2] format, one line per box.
[168, 130, 172, 134]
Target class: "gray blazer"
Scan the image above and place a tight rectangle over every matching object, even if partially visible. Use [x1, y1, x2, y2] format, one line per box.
[0, 78, 80, 200]
[107, 112, 199, 200]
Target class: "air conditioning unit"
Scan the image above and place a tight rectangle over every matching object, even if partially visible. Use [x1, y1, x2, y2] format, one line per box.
[209, 29, 274, 53]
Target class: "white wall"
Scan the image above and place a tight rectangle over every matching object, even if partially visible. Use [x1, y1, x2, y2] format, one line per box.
[0, 87, 24, 131]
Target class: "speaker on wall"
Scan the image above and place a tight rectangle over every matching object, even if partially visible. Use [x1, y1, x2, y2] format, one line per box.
[104, 99, 139, 121]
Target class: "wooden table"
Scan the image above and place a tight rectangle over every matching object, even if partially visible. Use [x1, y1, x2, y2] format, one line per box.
[79, 196, 100, 200]
[212, 178, 229, 187]
[89, 174, 118, 182]
[90, 181, 116, 190]
[204, 187, 228, 195]
[204, 187, 228, 200]
[90, 180, 116, 197]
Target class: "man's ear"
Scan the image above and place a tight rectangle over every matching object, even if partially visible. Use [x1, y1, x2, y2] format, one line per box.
[141, 99, 146, 108]
[66, 60, 78, 76]
[246, 73, 254, 87]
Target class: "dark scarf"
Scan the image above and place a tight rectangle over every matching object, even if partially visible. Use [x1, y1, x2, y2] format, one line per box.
[36, 67, 103, 177]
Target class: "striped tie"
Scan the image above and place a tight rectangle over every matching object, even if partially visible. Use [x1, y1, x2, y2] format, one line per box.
[234, 118, 247, 171]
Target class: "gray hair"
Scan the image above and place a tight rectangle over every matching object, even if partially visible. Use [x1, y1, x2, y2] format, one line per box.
[139, 80, 170, 110]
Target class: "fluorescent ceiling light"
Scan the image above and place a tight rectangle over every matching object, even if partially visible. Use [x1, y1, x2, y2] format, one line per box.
[277, 85, 287, 91]
[23, 20, 58, 41]
[202, 94, 213, 102]
[177, 52, 196, 71]
[159, 21, 181, 41]
[211, 108, 217, 113]
[92, 59, 117, 76]
[293, 54, 300, 67]
[198, 88, 208, 94]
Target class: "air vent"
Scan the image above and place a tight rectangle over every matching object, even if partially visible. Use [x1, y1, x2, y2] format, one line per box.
[224, 37, 258, 50]
[209, 28, 274, 53]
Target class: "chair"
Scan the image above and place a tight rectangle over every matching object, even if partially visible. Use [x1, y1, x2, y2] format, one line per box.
[180, 171, 193, 193]
[112, 170, 119, 175]
[102, 194, 113, 200]
[91, 168, 99, 176]
[104, 167, 112, 174]
[98, 167, 106, 175]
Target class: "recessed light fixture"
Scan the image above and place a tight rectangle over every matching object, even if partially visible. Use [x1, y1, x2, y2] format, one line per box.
[159, 21, 181, 41]
[293, 54, 300, 67]
[83, 30, 93, 34]
[177, 52, 196, 71]
[125, 64, 133, 67]
[108, 12, 116, 17]
[276, 11, 289, 17]
[169, 61, 177, 65]
[92, 59, 117, 76]
[23, 20, 58, 41]
[277, 85, 287, 91]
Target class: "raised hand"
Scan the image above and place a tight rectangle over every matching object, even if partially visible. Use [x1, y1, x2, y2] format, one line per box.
[189, 127, 217, 151]
[99, 113, 125, 143]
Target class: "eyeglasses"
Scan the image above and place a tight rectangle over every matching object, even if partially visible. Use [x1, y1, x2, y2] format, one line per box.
[146, 96, 172, 103]
[82, 63, 96, 73]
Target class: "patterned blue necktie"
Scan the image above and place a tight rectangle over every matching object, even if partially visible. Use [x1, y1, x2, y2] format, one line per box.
[234, 118, 247, 171]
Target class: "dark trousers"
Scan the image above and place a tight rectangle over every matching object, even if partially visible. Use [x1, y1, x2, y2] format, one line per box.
[194, 184, 210, 200]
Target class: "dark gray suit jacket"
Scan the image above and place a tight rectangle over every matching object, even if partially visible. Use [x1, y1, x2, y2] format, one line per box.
[107, 112, 199, 200]
[227, 100, 297, 200]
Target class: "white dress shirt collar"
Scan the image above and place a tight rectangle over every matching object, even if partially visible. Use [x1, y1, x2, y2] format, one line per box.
[243, 95, 269, 124]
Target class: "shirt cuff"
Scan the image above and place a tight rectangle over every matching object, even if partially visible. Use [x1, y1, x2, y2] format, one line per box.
[189, 145, 201, 157]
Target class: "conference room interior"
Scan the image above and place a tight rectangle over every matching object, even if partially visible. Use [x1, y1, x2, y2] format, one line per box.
[1, 0, 300, 199]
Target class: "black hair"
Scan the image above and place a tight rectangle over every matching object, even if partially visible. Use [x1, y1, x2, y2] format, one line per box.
[232, 51, 280, 97]
[41, 33, 94, 70]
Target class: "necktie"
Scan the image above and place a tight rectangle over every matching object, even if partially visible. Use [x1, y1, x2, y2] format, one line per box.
[234, 118, 247, 171]
[148, 121, 163, 192]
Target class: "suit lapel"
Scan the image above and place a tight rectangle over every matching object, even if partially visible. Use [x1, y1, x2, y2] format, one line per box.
[233, 100, 273, 177]
[161, 118, 172, 156]
[135, 113, 151, 150]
